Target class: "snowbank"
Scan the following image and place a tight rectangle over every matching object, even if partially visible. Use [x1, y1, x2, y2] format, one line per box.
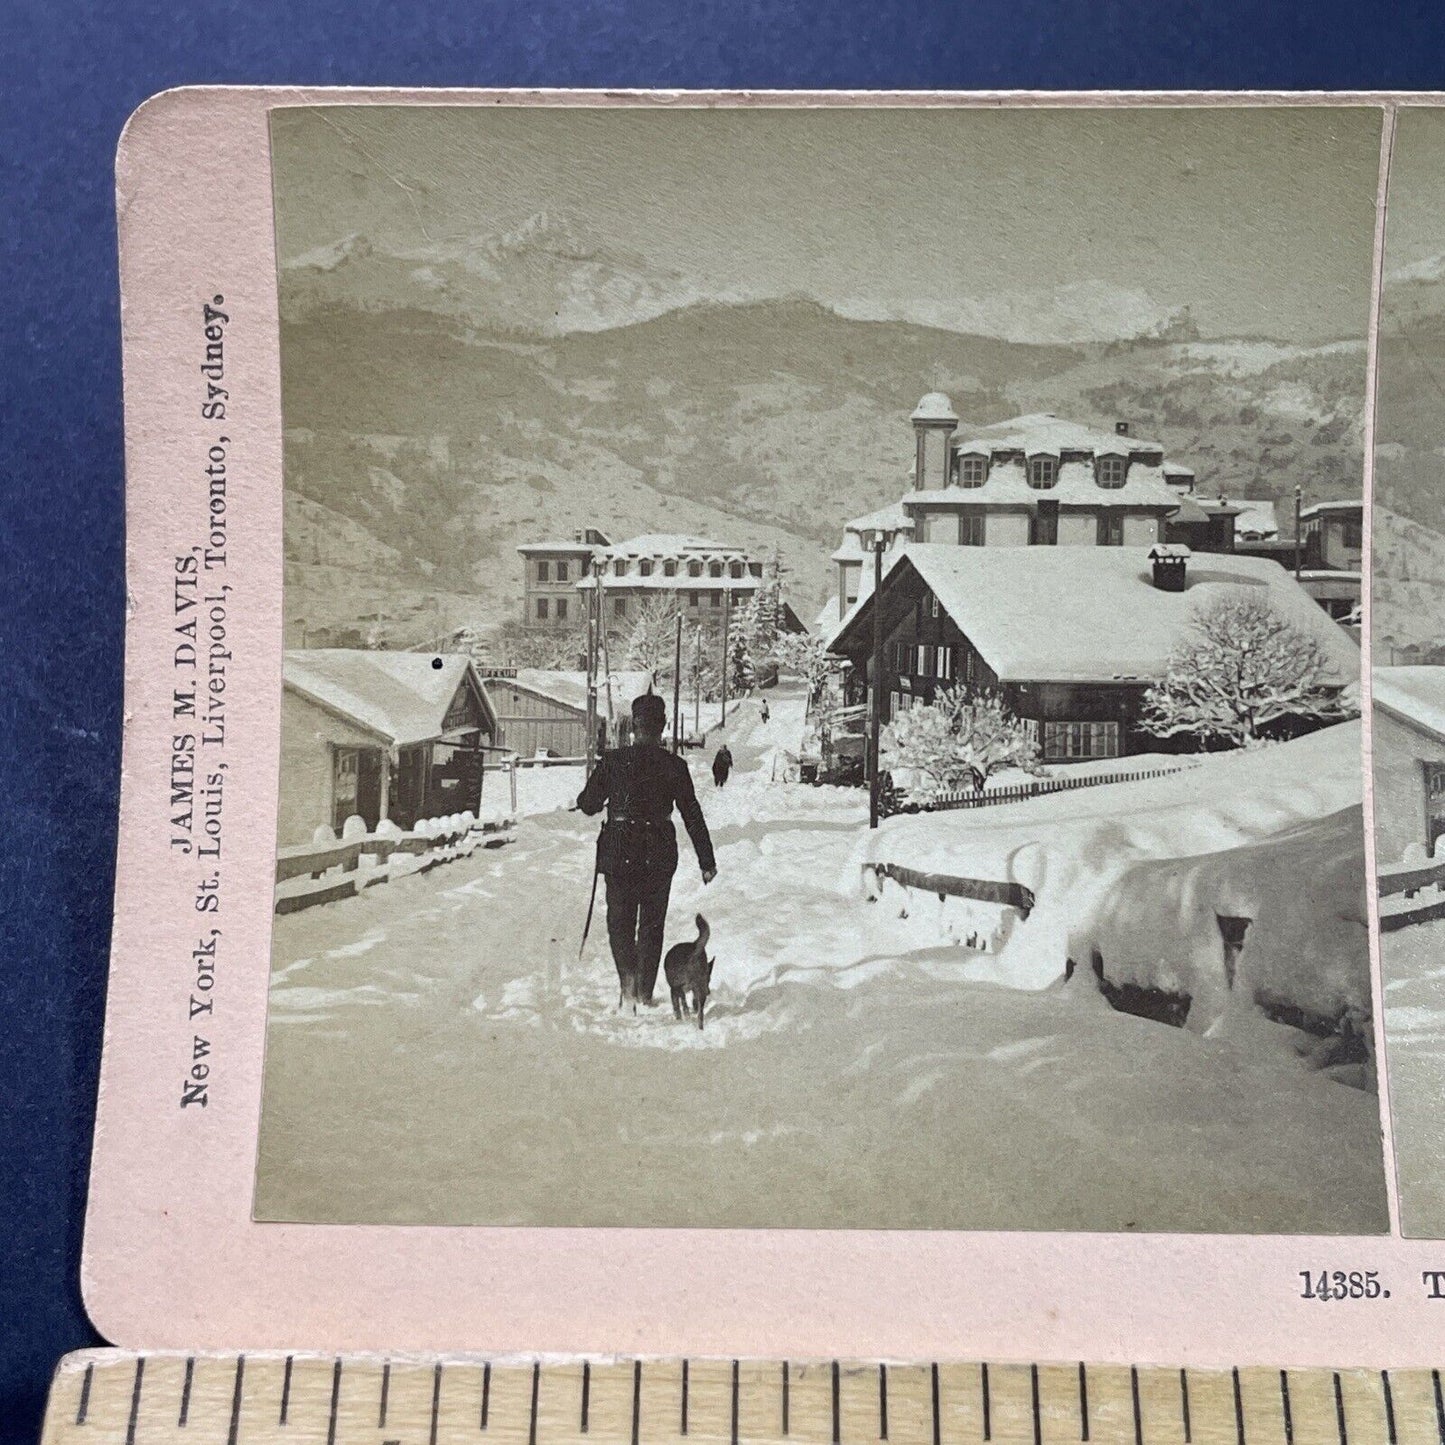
[866, 723, 1368, 1031]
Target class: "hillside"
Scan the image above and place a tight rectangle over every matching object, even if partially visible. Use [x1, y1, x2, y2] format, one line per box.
[278, 297, 1369, 646]
[1374, 507, 1445, 659]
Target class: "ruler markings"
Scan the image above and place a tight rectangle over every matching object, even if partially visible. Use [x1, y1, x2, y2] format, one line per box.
[530, 1360, 542, 1445]
[123, 1356, 143, 1445]
[581, 1359, 592, 1433]
[179, 1356, 196, 1427]
[732, 1360, 741, 1445]
[832, 1360, 841, 1445]
[1180, 1369, 1192, 1445]
[981, 1364, 992, 1443]
[681, 1359, 690, 1436]
[880, 1364, 889, 1442]
[482, 1361, 492, 1430]
[379, 1360, 390, 1429]
[1078, 1362, 1090, 1442]
[782, 1362, 789, 1437]
[75, 1362, 93, 1427]
[325, 1358, 340, 1445]
[431, 1361, 444, 1445]
[930, 1364, 941, 1445]
[1233, 1367, 1246, 1445]
[1380, 1371, 1396, 1445]
[228, 1355, 246, 1445]
[631, 1359, 641, 1445]
[279, 1355, 293, 1427]
[1333, 1373, 1348, 1445]
[1129, 1366, 1142, 1445]
[1030, 1365, 1042, 1445]
[1434, 1370, 1445, 1445]
[1281, 1371, 1295, 1445]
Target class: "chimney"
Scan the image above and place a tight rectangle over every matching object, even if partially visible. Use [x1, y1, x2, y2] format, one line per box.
[1115, 420, 1130, 436]
[1148, 544, 1190, 592]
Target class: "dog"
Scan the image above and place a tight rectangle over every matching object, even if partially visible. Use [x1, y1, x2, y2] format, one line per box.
[663, 914, 714, 1030]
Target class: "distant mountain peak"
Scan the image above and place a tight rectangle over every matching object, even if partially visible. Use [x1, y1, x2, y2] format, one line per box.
[488, 210, 611, 264]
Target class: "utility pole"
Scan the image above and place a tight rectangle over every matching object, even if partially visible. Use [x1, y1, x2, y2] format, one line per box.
[671, 610, 683, 753]
[694, 625, 702, 737]
[600, 583, 615, 742]
[584, 580, 599, 774]
[721, 586, 732, 726]
[868, 539, 885, 830]
[1294, 484, 1303, 581]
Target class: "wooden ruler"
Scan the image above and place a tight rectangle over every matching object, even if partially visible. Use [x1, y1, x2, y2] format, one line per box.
[37, 1352, 1445, 1445]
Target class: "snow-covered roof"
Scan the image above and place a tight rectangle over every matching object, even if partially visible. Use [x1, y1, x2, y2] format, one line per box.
[911, 391, 958, 424]
[1234, 500, 1280, 538]
[599, 533, 736, 555]
[951, 413, 1163, 458]
[845, 501, 915, 536]
[830, 544, 1361, 685]
[908, 457, 1181, 512]
[577, 572, 761, 592]
[1300, 499, 1364, 521]
[516, 539, 602, 555]
[1373, 666, 1445, 743]
[488, 668, 657, 716]
[284, 650, 494, 745]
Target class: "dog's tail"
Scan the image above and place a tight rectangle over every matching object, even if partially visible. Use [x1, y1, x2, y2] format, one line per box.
[694, 913, 710, 950]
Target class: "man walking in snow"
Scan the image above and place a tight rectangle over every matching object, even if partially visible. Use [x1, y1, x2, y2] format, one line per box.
[578, 693, 716, 1008]
[712, 744, 734, 788]
[759, 697, 770, 725]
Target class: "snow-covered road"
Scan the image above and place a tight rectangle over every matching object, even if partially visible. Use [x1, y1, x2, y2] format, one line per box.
[256, 685, 1388, 1233]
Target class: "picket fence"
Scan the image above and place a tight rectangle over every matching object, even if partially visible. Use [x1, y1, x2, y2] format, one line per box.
[882, 761, 1192, 816]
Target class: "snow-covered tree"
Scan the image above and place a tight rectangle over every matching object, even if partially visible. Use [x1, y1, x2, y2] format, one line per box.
[1141, 592, 1354, 749]
[881, 687, 1042, 798]
[624, 596, 682, 686]
[774, 630, 834, 701]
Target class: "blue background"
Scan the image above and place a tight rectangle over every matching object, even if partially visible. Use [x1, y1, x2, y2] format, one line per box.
[3, 1, 1445, 1439]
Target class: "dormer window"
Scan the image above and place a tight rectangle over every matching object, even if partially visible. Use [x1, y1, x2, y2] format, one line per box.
[1096, 455, 1128, 489]
[688, 560, 703, 578]
[729, 560, 744, 579]
[613, 558, 628, 576]
[1027, 456, 1058, 490]
[708, 560, 723, 578]
[663, 559, 677, 578]
[957, 454, 988, 487]
[639, 559, 653, 577]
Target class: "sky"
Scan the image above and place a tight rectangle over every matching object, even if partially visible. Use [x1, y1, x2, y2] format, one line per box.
[1381, 107, 1445, 282]
[270, 103, 1385, 344]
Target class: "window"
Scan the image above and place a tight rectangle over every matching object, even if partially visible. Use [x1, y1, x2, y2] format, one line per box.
[1096, 455, 1128, 489]
[1097, 514, 1124, 546]
[928, 594, 940, 619]
[1342, 519, 1363, 549]
[555, 597, 568, 622]
[333, 747, 359, 829]
[1027, 456, 1058, 490]
[688, 592, 700, 608]
[639, 559, 653, 577]
[664, 559, 677, 578]
[1042, 720, 1120, 761]
[612, 596, 627, 619]
[536, 560, 551, 582]
[688, 560, 703, 577]
[730, 561, 744, 578]
[710, 590, 722, 607]
[556, 561, 569, 582]
[958, 454, 988, 487]
[960, 514, 986, 546]
[709, 560, 723, 578]
[749, 562, 764, 577]
[938, 647, 955, 682]
[536, 598, 549, 620]
[1030, 509, 1058, 545]
[613, 558, 628, 576]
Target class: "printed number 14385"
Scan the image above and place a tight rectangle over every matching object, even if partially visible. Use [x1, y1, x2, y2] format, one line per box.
[1299, 1270, 1388, 1300]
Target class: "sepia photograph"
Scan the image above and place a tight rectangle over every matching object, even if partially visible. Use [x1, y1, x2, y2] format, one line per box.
[1371, 104, 1445, 1239]
[254, 103, 1387, 1233]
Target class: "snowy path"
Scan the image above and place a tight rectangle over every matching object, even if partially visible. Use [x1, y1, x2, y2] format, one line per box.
[256, 685, 1387, 1233]
[1382, 920, 1445, 1236]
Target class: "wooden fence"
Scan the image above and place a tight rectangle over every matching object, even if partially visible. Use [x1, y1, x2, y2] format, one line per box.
[1378, 855, 1445, 932]
[867, 861, 1035, 918]
[274, 816, 512, 915]
[881, 762, 1191, 816]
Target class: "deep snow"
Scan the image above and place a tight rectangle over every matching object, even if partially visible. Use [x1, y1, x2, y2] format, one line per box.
[1382, 919, 1445, 1236]
[255, 687, 1386, 1233]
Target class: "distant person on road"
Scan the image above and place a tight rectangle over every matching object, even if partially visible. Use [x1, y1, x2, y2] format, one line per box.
[712, 745, 734, 788]
[759, 697, 770, 725]
[578, 694, 716, 1009]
